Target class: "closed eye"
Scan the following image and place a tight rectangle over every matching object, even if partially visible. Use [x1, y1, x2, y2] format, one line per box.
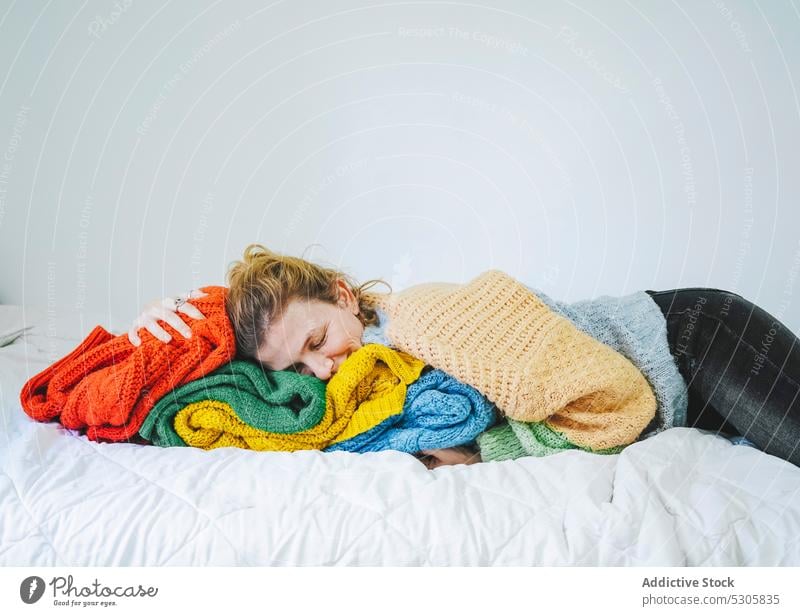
[311, 327, 328, 350]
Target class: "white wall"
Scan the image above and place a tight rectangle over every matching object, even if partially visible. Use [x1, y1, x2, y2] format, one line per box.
[1, 0, 798, 335]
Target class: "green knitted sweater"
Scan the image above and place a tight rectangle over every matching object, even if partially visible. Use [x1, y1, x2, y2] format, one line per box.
[139, 360, 327, 447]
[477, 419, 625, 461]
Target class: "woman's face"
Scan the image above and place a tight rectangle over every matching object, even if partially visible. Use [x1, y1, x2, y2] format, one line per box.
[255, 279, 364, 381]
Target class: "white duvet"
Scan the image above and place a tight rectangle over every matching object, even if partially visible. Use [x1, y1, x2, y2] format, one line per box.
[2, 311, 800, 566]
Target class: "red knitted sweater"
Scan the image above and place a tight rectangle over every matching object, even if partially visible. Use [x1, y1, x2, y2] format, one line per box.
[19, 285, 236, 442]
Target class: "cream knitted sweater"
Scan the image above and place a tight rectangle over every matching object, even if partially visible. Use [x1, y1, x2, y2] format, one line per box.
[365, 270, 657, 451]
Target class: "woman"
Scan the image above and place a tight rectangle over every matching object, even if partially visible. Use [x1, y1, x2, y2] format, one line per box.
[129, 244, 800, 468]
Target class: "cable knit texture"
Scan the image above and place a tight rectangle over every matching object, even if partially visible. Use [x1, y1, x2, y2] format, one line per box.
[365, 270, 658, 451]
[172, 400, 324, 451]
[139, 360, 327, 448]
[325, 367, 497, 453]
[19, 286, 235, 442]
[325, 343, 426, 445]
[145, 345, 423, 450]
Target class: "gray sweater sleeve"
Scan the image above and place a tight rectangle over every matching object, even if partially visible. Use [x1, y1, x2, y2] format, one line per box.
[527, 285, 689, 438]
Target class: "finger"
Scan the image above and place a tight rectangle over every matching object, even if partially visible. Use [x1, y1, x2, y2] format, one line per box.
[143, 321, 172, 343]
[178, 302, 206, 320]
[154, 308, 193, 339]
[418, 451, 443, 469]
[160, 296, 179, 310]
[188, 289, 208, 299]
[414, 453, 434, 468]
[127, 328, 141, 347]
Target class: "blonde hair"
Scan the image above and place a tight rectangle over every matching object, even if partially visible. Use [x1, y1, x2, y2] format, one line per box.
[225, 243, 391, 361]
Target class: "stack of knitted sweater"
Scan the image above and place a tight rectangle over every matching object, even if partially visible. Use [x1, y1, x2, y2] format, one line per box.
[362, 270, 688, 462]
[19, 285, 496, 454]
[139, 343, 496, 453]
[20, 286, 237, 443]
[20, 271, 686, 462]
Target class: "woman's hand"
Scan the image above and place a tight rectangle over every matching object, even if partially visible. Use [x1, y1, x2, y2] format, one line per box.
[127, 289, 208, 346]
[416, 446, 482, 469]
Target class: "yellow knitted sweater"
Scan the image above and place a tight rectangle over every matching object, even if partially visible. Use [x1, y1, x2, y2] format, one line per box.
[365, 270, 656, 451]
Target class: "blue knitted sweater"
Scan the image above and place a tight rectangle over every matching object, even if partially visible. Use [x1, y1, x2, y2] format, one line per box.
[325, 367, 496, 453]
[364, 286, 690, 441]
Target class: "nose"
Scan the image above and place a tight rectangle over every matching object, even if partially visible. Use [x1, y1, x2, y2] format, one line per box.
[306, 354, 335, 381]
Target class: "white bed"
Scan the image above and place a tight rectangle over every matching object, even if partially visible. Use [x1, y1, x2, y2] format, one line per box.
[2, 307, 800, 566]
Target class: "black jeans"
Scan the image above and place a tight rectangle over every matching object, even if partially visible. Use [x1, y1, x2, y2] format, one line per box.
[645, 288, 800, 467]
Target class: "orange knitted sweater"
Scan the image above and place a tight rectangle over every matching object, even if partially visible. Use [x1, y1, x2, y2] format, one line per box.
[20, 285, 236, 442]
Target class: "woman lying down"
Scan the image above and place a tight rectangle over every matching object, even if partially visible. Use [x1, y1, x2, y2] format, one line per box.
[120, 243, 800, 470]
[23, 242, 796, 468]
